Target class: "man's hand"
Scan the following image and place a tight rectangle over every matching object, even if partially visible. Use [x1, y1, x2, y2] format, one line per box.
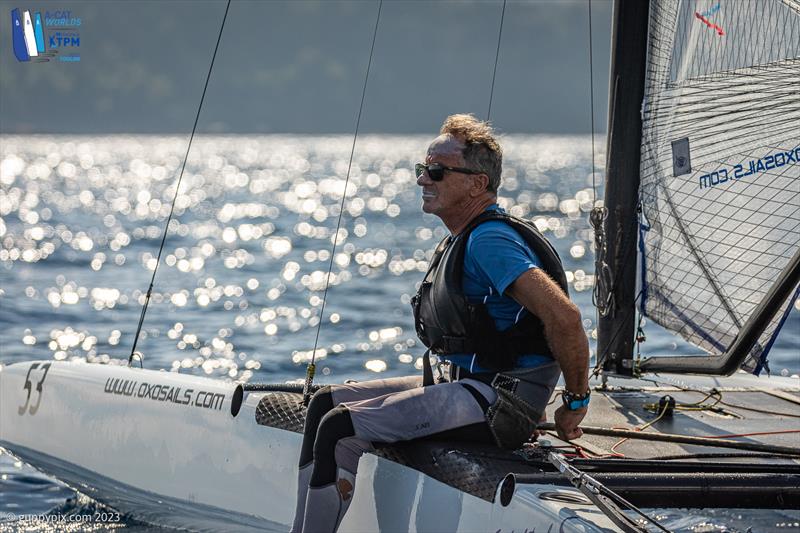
[530, 412, 549, 440]
[553, 405, 587, 441]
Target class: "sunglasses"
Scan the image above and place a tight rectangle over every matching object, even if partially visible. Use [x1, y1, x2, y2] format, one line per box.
[415, 162, 485, 182]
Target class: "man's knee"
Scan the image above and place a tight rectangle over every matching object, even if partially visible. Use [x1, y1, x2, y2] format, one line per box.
[314, 406, 356, 458]
[310, 406, 357, 486]
[334, 436, 373, 475]
[306, 385, 335, 429]
[299, 385, 336, 467]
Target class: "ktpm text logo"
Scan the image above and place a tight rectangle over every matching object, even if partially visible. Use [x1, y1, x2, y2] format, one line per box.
[10, 7, 81, 63]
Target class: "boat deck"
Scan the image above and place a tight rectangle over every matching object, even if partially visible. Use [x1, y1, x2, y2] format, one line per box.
[567, 377, 800, 461]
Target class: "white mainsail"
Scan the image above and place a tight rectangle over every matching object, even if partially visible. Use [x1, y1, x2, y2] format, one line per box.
[638, 0, 800, 373]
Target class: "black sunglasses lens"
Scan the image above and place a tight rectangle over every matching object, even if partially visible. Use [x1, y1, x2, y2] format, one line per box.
[415, 163, 445, 181]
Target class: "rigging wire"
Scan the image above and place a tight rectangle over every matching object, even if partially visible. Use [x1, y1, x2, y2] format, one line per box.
[587, 0, 614, 338]
[128, 0, 232, 366]
[303, 0, 508, 402]
[486, 0, 507, 121]
[587, 0, 597, 200]
[591, 290, 642, 376]
[303, 0, 383, 404]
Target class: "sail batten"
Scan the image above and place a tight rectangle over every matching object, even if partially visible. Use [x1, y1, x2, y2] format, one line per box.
[638, 0, 800, 373]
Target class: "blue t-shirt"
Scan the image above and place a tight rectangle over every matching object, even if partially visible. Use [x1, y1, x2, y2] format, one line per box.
[445, 205, 550, 372]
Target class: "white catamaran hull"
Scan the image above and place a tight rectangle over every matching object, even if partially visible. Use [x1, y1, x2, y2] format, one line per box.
[0, 360, 618, 532]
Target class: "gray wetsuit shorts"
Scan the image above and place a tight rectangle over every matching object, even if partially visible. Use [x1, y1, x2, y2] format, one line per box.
[330, 360, 560, 460]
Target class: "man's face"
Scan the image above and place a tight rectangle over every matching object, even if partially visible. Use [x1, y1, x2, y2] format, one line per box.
[418, 134, 475, 219]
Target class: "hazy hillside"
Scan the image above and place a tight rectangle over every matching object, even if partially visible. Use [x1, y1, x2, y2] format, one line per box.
[0, 0, 612, 134]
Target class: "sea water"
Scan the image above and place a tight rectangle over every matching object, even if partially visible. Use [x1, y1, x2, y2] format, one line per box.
[1, 135, 797, 532]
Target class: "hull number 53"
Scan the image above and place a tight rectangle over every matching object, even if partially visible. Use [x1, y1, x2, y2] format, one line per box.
[18, 362, 51, 416]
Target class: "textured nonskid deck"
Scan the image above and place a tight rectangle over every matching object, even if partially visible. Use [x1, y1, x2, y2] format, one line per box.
[254, 390, 546, 502]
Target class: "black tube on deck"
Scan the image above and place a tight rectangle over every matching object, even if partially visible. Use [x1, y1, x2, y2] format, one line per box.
[502, 472, 800, 509]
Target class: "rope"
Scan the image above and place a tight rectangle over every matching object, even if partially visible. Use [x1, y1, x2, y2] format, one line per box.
[609, 401, 671, 456]
[668, 387, 800, 418]
[591, 207, 612, 318]
[303, 0, 383, 404]
[128, 0, 232, 365]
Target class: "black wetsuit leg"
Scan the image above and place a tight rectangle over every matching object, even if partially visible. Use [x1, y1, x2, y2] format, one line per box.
[299, 385, 334, 468]
[310, 405, 357, 487]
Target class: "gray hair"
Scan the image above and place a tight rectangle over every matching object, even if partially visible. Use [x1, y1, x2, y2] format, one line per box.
[440, 114, 502, 193]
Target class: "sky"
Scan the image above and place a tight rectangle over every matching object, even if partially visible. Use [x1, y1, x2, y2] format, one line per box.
[1, 0, 613, 134]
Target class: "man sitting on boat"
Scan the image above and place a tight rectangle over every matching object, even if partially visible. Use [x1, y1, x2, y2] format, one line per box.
[292, 114, 591, 533]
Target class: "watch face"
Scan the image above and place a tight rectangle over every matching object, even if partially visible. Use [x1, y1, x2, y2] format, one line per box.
[563, 391, 590, 410]
[570, 398, 587, 410]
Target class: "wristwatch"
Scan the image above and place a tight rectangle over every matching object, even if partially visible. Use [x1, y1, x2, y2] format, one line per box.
[561, 389, 591, 410]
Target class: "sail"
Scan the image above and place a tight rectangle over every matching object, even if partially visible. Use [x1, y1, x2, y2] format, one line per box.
[638, 0, 800, 373]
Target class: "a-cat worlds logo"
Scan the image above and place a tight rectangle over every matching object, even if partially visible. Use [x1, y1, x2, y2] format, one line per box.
[10, 8, 81, 63]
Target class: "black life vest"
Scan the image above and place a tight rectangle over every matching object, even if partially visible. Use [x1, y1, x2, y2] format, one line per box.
[411, 211, 569, 372]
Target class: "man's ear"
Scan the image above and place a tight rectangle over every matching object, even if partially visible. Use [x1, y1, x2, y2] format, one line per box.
[471, 173, 490, 196]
